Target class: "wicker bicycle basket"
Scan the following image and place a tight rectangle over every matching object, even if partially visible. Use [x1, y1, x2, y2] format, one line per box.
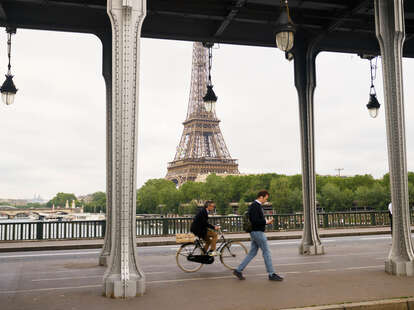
[175, 233, 195, 244]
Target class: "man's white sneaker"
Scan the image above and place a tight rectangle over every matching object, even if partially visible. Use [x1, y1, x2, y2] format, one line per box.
[208, 250, 218, 256]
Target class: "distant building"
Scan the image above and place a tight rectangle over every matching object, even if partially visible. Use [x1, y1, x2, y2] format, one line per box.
[78, 194, 94, 204]
[28, 194, 46, 204]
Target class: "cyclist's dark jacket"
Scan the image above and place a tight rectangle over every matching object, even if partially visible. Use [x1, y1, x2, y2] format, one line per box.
[190, 208, 214, 239]
[248, 201, 266, 232]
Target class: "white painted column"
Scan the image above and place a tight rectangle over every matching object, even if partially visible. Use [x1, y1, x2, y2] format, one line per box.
[103, 0, 146, 297]
[374, 0, 414, 276]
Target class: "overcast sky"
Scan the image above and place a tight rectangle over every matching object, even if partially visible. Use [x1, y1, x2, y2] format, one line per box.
[0, 28, 414, 200]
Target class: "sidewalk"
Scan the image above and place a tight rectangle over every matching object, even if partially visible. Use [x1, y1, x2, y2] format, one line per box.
[0, 226, 394, 252]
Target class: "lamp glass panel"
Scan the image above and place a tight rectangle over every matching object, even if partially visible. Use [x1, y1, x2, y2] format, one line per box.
[2, 92, 15, 105]
[369, 107, 379, 118]
[210, 101, 216, 113]
[276, 31, 294, 52]
[204, 101, 213, 113]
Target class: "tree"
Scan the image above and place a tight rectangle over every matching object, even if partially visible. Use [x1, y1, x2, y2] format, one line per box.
[238, 198, 248, 215]
[225, 204, 234, 215]
[84, 191, 106, 213]
[287, 188, 303, 213]
[224, 175, 250, 202]
[204, 174, 231, 215]
[179, 181, 204, 203]
[25, 202, 45, 209]
[319, 183, 353, 212]
[186, 200, 199, 215]
[409, 183, 414, 208]
[136, 179, 177, 214]
[355, 183, 389, 210]
[269, 176, 291, 213]
[159, 186, 181, 214]
[47, 192, 78, 208]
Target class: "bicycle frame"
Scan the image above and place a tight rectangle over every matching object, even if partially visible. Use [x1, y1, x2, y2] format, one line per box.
[192, 228, 230, 254]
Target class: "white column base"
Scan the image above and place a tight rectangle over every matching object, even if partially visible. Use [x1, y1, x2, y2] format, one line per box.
[104, 274, 145, 298]
[299, 243, 325, 255]
[385, 259, 414, 276]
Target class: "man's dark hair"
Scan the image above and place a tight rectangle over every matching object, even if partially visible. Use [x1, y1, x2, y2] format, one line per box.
[204, 200, 214, 208]
[257, 190, 269, 199]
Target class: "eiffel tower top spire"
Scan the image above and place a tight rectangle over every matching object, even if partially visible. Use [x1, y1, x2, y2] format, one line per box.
[166, 42, 239, 186]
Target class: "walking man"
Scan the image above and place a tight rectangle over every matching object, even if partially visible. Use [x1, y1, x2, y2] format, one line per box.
[233, 190, 284, 281]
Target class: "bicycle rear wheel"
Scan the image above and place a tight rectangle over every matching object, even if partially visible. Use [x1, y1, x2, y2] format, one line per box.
[220, 241, 248, 270]
[176, 243, 204, 272]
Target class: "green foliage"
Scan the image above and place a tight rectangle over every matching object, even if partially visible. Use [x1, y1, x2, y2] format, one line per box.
[238, 198, 248, 215]
[355, 183, 390, 210]
[204, 174, 231, 215]
[225, 204, 234, 215]
[47, 192, 78, 208]
[69, 171, 410, 215]
[136, 179, 178, 214]
[84, 192, 106, 213]
[269, 176, 291, 213]
[179, 182, 204, 203]
[23, 202, 45, 209]
[178, 200, 199, 215]
[319, 183, 354, 212]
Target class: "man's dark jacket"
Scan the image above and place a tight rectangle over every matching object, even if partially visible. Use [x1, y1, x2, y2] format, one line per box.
[248, 201, 266, 232]
[190, 207, 214, 239]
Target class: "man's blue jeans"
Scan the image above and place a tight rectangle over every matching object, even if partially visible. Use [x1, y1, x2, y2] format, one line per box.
[236, 231, 275, 275]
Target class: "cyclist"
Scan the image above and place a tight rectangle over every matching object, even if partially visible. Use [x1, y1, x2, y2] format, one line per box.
[190, 200, 220, 256]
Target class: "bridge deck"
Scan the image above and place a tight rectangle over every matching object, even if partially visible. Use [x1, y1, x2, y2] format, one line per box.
[1, 229, 414, 309]
[2, 1, 414, 56]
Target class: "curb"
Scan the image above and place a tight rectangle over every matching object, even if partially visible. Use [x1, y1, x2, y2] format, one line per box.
[0, 229, 393, 253]
[281, 297, 414, 310]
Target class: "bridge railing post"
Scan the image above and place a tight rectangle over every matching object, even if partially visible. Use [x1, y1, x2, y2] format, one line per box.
[323, 213, 329, 228]
[101, 220, 106, 238]
[162, 218, 169, 235]
[371, 212, 377, 226]
[36, 222, 43, 240]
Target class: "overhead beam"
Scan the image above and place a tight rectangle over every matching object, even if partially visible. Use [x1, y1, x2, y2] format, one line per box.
[2, 0, 105, 10]
[313, 0, 371, 44]
[214, 0, 247, 37]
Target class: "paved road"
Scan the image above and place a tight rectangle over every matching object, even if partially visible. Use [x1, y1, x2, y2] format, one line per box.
[1, 234, 413, 310]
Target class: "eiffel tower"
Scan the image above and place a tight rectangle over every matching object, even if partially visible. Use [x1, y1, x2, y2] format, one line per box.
[166, 42, 239, 186]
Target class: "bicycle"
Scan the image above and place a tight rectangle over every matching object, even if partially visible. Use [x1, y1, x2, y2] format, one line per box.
[176, 227, 248, 272]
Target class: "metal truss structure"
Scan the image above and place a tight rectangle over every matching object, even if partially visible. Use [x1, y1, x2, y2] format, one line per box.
[166, 42, 239, 186]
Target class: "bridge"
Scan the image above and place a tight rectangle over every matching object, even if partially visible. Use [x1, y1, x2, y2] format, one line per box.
[0, 0, 413, 302]
[0, 207, 81, 219]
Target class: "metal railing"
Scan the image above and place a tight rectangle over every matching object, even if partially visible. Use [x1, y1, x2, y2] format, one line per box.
[0, 211, 394, 241]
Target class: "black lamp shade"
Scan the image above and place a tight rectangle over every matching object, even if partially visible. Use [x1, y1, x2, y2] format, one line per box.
[367, 93, 380, 118]
[275, 9, 296, 52]
[203, 85, 217, 112]
[0, 74, 17, 105]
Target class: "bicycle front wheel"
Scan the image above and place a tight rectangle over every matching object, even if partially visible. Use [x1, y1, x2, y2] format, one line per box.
[220, 241, 248, 270]
[176, 243, 204, 273]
